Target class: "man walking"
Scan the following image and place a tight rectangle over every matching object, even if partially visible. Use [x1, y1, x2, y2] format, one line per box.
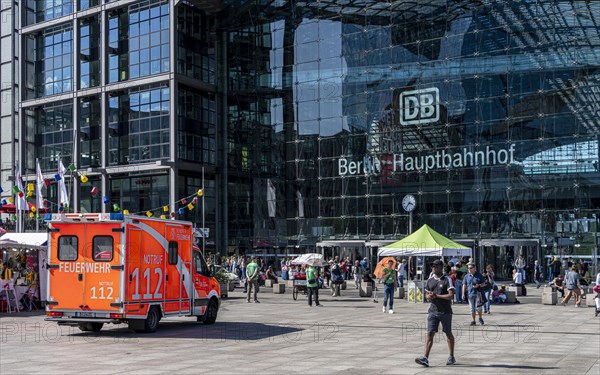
[561, 265, 582, 307]
[533, 260, 543, 288]
[246, 256, 260, 303]
[415, 260, 456, 367]
[462, 262, 486, 326]
[305, 264, 321, 307]
[382, 259, 397, 314]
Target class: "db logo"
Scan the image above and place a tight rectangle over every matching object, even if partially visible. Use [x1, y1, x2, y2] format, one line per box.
[399, 88, 439, 125]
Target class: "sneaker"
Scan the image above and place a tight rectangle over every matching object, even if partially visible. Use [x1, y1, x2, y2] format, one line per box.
[470, 321, 476, 326]
[389, 309, 394, 314]
[247, 300, 251, 303]
[382, 306, 386, 313]
[479, 318, 485, 325]
[446, 356, 456, 366]
[316, 304, 323, 307]
[254, 300, 260, 303]
[415, 356, 429, 367]
[486, 311, 491, 315]
[561, 301, 566, 306]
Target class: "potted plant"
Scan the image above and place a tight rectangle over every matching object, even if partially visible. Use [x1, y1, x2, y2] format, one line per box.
[213, 268, 229, 298]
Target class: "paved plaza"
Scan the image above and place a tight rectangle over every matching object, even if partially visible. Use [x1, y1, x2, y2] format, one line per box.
[1, 283, 599, 374]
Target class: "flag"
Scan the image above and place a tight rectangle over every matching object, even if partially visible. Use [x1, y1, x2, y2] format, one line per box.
[36, 160, 46, 210]
[267, 179, 276, 218]
[15, 164, 27, 211]
[58, 160, 69, 206]
[296, 190, 304, 218]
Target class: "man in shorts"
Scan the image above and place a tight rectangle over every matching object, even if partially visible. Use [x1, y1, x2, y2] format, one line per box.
[462, 262, 486, 326]
[415, 259, 456, 367]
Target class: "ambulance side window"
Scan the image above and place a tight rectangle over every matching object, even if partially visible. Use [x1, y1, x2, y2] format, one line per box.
[193, 252, 208, 276]
[93, 236, 114, 262]
[168, 242, 178, 265]
[58, 236, 78, 261]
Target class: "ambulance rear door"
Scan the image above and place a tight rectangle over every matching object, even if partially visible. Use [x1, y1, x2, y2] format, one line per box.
[48, 224, 86, 310]
[82, 222, 123, 312]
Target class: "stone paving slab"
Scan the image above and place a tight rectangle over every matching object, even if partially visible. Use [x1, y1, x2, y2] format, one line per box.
[1, 282, 598, 374]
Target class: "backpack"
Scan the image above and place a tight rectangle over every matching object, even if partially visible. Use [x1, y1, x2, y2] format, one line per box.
[332, 264, 341, 276]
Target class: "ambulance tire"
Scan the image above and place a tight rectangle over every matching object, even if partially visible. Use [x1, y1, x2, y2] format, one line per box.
[78, 323, 104, 332]
[141, 307, 161, 333]
[202, 300, 218, 325]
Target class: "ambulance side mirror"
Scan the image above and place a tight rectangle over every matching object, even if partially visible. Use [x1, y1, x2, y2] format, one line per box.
[209, 265, 215, 277]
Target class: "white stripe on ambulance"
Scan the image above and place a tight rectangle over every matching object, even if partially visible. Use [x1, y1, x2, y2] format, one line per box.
[59, 262, 111, 273]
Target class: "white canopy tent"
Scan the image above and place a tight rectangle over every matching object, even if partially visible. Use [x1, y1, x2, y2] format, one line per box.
[0, 232, 48, 250]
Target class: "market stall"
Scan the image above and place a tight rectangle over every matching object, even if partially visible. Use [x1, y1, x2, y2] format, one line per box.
[0, 232, 48, 312]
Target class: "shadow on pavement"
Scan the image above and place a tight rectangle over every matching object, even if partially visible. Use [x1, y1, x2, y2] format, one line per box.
[68, 321, 304, 341]
[454, 364, 559, 370]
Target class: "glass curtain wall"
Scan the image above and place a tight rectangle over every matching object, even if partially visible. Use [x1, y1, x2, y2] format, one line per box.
[222, 1, 600, 254]
[108, 84, 170, 165]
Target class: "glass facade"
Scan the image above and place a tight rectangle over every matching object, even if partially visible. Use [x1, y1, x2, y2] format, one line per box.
[29, 100, 74, 171]
[35, 25, 73, 97]
[14, 0, 600, 261]
[80, 17, 101, 89]
[221, 1, 600, 260]
[79, 96, 101, 168]
[177, 85, 217, 165]
[108, 0, 170, 83]
[108, 84, 170, 165]
[176, 4, 216, 84]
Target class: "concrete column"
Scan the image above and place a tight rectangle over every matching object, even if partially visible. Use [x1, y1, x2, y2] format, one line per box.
[99, 7, 108, 213]
[168, 1, 177, 214]
[72, 17, 80, 212]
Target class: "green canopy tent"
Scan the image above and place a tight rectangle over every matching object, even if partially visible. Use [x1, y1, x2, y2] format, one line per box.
[377, 224, 472, 257]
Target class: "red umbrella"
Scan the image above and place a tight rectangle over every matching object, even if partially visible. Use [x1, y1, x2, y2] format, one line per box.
[0, 203, 50, 214]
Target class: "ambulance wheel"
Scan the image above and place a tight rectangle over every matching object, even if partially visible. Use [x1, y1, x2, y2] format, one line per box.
[78, 323, 103, 332]
[143, 307, 161, 333]
[203, 300, 218, 325]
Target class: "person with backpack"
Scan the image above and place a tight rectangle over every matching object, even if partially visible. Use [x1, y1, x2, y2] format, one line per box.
[330, 259, 342, 297]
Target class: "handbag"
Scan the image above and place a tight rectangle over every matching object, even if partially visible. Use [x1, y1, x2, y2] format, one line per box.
[307, 278, 316, 284]
[593, 284, 600, 293]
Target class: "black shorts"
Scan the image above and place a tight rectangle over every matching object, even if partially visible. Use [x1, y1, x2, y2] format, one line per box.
[427, 312, 452, 333]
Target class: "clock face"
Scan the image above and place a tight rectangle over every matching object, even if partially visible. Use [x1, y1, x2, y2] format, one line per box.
[402, 194, 416, 212]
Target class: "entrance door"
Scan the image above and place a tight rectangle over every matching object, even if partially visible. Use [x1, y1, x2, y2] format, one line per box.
[82, 223, 121, 311]
[125, 228, 143, 315]
[48, 226, 85, 310]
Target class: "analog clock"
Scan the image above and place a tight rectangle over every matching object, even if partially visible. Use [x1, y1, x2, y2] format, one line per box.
[402, 194, 416, 212]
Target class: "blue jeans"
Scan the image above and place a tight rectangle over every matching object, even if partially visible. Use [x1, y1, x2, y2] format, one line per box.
[484, 289, 492, 312]
[455, 280, 463, 302]
[383, 284, 395, 309]
[397, 275, 404, 288]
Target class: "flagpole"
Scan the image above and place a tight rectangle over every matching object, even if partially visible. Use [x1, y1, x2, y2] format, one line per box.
[202, 166, 205, 253]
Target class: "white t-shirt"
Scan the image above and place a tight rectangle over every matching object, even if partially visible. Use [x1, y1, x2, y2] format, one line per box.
[513, 271, 523, 284]
[595, 272, 600, 286]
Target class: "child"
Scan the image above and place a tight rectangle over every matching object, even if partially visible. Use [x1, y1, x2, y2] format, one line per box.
[493, 285, 507, 303]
